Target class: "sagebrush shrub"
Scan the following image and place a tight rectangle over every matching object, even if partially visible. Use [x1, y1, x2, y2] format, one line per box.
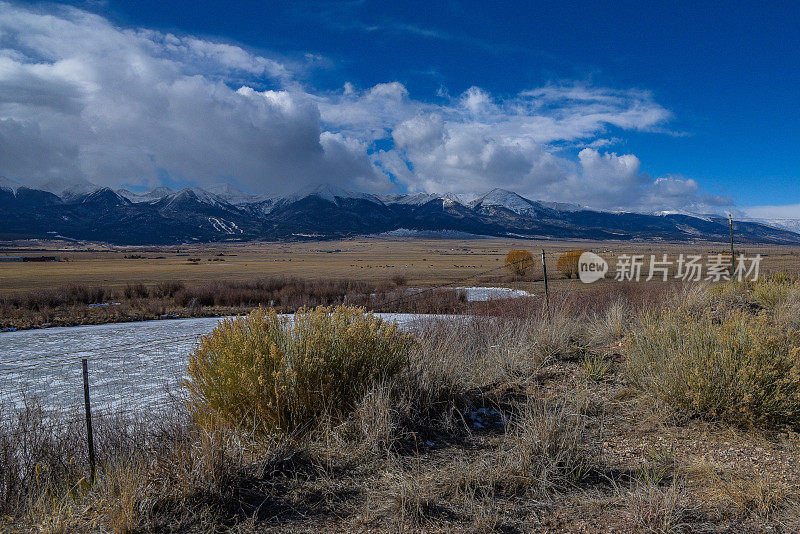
[185, 306, 412, 435]
[626, 309, 800, 429]
[750, 277, 800, 310]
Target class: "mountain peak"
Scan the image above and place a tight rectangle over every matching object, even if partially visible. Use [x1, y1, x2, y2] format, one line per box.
[471, 188, 538, 215]
[79, 187, 131, 206]
[0, 176, 22, 194]
[150, 186, 175, 197]
[379, 191, 469, 206]
[162, 187, 234, 210]
[486, 187, 514, 195]
[206, 183, 268, 205]
[475, 188, 524, 202]
[117, 186, 174, 203]
[472, 189, 585, 215]
[297, 183, 382, 204]
[32, 177, 99, 200]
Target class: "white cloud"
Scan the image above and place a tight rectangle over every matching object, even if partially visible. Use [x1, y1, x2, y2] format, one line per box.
[0, 2, 728, 212]
[460, 86, 494, 115]
[743, 204, 800, 219]
[0, 2, 382, 194]
[552, 151, 730, 211]
[572, 148, 645, 204]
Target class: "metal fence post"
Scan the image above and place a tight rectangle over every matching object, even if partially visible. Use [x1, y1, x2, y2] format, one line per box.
[82, 358, 96, 484]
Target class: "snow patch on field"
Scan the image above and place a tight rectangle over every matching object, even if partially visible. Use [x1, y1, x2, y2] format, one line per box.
[208, 217, 242, 234]
[455, 287, 533, 301]
[375, 228, 489, 239]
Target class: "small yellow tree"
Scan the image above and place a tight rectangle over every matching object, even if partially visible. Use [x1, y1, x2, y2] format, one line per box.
[557, 249, 585, 279]
[504, 249, 534, 276]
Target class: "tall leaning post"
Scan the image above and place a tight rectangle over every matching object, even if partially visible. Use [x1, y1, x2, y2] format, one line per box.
[541, 249, 550, 321]
[82, 358, 96, 484]
[729, 213, 735, 277]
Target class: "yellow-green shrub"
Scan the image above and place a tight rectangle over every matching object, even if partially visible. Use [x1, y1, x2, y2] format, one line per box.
[185, 306, 412, 435]
[706, 274, 800, 313]
[626, 310, 800, 429]
[750, 276, 800, 311]
[768, 270, 798, 286]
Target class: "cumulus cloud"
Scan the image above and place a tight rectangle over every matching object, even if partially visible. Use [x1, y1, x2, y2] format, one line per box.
[0, 2, 382, 195]
[0, 2, 728, 211]
[317, 80, 719, 211]
[562, 152, 730, 212]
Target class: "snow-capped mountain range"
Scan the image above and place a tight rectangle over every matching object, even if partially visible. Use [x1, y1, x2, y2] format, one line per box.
[1, 176, 798, 245]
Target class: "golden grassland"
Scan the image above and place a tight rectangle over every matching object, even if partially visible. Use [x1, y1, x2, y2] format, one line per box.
[2, 236, 800, 293]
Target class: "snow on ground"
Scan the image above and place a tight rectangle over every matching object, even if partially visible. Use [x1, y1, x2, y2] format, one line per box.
[454, 286, 533, 301]
[0, 313, 465, 421]
[400, 286, 534, 301]
[374, 228, 489, 239]
[208, 216, 242, 234]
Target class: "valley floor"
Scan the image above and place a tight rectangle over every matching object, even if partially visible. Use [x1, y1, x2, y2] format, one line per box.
[3, 237, 800, 331]
[3, 237, 800, 292]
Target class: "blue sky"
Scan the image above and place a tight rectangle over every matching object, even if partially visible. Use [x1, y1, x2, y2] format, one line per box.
[1, 1, 799, 214]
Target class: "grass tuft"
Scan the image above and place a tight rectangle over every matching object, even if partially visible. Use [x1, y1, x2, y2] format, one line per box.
[581, 352, 612, 382]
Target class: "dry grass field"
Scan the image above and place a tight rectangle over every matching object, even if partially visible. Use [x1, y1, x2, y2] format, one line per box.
[7, 277, 800, 532]
[5, 238, 800, 531]
[3, 237, 800, 294]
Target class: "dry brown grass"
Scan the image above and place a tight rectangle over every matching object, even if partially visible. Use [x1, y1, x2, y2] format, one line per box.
[0, 277, 478, 330]
[451, 392, 593, 499]
[675, 458, 800, 532]
[6, 278, 800, 532]
[3, 236, 799, 294]
[622, 478, 688, 534]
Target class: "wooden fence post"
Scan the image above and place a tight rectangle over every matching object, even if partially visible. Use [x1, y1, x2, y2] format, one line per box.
[541, 249, 550, 321]
[729, 214, 736, 277]
[82, 358, 96, 484]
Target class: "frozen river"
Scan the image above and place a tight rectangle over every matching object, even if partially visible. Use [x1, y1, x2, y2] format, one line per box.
[0, 313, 451, 422]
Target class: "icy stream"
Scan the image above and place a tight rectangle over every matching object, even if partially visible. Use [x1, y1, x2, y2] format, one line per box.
[0, 313, 451, 421]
